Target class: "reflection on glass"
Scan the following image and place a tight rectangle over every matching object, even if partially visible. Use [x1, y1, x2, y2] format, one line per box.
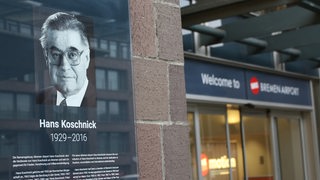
[96, 69, 106, 89]
[121, 43, 129, 59]
[180, 0, 191, 7]
[52, 137, 87, 154]
[243, 114, 273, 180]
[0, 19, 4, 29]
[0, 93, 14, 118]
[97, 100, 107, 120]
[0, 132, 17, 157]
[0, 132, 41, 157]
[97, 100, 128, 122]
[98, 132, 129, 153]
[100, 39, 108, 50]
[276, 117, 304, 180]
[7, 20, 19, 33]
[90, 37, 99, 49]
[0, 0, 136, 178]
[23, 73, 35, 82]
[16, 94, 32, 119]
[109, 101, 120, 115]
[0, 0, 137, 180]
[0, 92, 34, 119]
[227, 107, 244, 180]
[110, 41, 118, 58]
[199, 112, 230, 180]
[108, 70, 119, 90]
[20, 23, 32, 36]
[96, 68, 127, 91]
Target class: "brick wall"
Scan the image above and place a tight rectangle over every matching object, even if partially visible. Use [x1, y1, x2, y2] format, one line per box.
[130, 0, 192, 179]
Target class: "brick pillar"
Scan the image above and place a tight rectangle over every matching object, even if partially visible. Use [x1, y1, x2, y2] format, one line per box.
[130, 0, 192, 179]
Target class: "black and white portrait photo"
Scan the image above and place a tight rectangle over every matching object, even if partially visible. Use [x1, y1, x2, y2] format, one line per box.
[36, 12, 95, 107]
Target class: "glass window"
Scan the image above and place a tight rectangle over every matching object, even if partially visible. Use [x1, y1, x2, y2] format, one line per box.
[7, 20, 18, 33]
[98, 132, 129, 153]
[52, 138, 87, 154]
[110, 41, 118, 58]
[180, 0, 191, 7]
[109, 132, 128, 153]
[23, 73, 35, 83]
[20, 23, 32, 36]
[0, 131, 42, 157]
[0, 132, 16, 157]
[97, 99, 128, 122]
[100, 39, 109, 51]
[96, 69, 106, 89]
[0, 19, 4, 30]
[97, 100, 107, 120]
[0, 92, 14, 118]
[90, 37, 98, 49]
[109, 101, 120, 115]
[111, 100, 128, 121]
[120, 43, 129, 59]
[96, 69, 127, 91]
[98, 132, 108, 152]
[182, 29, 194, 52]
[108, 70, 119, 91]
[18, 132, 40, 155]
[16, 94, 33, 119]
[0, 92, 34, 119]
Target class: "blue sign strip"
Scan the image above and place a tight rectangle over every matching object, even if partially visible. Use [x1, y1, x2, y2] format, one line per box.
[245, 71, 311, 106]
[185, 59, 312, 106]
[185, 59, 246, 99]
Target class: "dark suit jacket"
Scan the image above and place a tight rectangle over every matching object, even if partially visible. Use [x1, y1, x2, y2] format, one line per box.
[36, 84, 96, 107]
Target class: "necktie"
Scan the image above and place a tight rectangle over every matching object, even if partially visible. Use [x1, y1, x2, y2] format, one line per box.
[60, 99, 67, 106]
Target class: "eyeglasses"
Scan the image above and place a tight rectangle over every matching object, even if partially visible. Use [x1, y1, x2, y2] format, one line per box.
[47, 48, 85, 66]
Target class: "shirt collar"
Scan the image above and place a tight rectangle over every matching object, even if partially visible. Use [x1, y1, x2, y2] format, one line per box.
[56, 78, 88, 107]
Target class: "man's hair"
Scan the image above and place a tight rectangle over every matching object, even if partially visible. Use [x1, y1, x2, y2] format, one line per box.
[39, 12, 89, 49]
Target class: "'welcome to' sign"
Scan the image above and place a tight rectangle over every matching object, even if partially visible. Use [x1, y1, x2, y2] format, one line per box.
[185, 59, 312, 106]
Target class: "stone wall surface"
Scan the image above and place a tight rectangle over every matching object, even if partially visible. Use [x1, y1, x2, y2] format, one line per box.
[130, 0, 192, 179]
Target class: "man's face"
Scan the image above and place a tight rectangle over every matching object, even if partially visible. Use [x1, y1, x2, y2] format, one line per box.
[46, 29, 90, 97]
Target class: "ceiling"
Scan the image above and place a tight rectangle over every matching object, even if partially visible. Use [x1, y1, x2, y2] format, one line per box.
[181, 0, 320, 76]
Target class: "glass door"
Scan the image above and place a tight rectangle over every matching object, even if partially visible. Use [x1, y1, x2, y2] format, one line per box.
[242, 110, 274, 180]
[189, 106, 314, 180]
[198, 107, 230, 180]
[188, 105, 244, 180]
[274, 115, 305, 180]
